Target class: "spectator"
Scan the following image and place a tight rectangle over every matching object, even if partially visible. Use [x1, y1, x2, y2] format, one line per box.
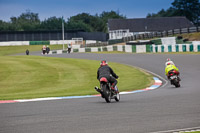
[68, 44, 72, 54]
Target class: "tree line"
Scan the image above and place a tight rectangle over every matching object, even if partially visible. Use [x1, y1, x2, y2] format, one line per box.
[0, 10, 125, 33]
[147, 0, 200, 26]
[0, 0, 199, 33]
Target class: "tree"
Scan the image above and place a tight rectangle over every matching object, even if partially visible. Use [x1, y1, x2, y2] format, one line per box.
[100, 10, 126, 23]
[10, 10, 40, 31]
[146, 0, 200, 25]
[40, 17, 64, 30]
[66, 11, 126, 33]
[67, 13, 103, 32]
[172, 0, 200, 25]
[0, 20, 9, 31]
[66, 20, 92, 32]
[99, 10, 126, 32]
[0, 10, 127, 32]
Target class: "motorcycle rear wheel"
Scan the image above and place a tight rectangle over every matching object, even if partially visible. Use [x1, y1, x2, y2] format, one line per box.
[102, 84, 111, 103]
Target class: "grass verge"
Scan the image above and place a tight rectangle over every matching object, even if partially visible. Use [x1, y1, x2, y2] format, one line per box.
[0, 55, 153, 100]
[0, 45, 65, 56]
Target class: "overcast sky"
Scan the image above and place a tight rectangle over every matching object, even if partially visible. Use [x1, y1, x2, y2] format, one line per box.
[0, 0, 174, 22]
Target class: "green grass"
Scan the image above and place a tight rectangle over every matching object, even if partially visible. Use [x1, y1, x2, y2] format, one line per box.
[0, 55, 153, 100]
[0, 44, 66, 56]
[177, 32, 200, 41]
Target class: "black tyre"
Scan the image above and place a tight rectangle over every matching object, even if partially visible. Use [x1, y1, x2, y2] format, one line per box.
[102, 84, 111, 103]
[174, 79, 180, 88]
[176, 82, 181, 87]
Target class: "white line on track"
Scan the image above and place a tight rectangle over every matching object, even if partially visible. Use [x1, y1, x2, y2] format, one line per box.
[122, 63, 168, 88]
[149, 126, 200, 133]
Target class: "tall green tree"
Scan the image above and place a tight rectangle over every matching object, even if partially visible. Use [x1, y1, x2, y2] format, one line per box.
[146, 0, 200, 25]
[66, 20, 92, 32]
[172, 0, 200, 25]
[67, 13, 103, 32]
[67, 11, 126, 32]
[100, 10, 126, 32]
[0, 10, 126, 32]
[10, 10, 40, 31]
[100, 10, 126, 23]
[0, 20, 9, 31]
[40, 17, 64, 30]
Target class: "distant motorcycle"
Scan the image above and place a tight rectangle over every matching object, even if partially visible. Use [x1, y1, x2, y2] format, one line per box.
[68, 48, 71, 54]
[168, 70, 181, 88]
[95, 77, 120, 103]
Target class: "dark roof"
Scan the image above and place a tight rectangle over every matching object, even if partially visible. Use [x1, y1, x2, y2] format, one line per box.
[108, 17, 194, 32]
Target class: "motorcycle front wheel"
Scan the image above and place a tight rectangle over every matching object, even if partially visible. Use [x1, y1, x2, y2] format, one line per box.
[173, 79, 180, 88]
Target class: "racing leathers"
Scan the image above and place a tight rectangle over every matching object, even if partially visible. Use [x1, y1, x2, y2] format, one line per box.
[97, 65, 118, 90]
[165, 64, 179, 79]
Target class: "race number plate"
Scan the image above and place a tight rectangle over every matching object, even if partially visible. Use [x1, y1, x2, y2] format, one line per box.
[170, 75, 176, 79]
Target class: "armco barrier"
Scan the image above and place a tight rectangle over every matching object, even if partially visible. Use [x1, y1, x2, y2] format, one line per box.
[150, 44, 200, 53]
[49, 45, 156, 54]
[0, 41, 29, 46]
[30, 41, 50, 45]
[48, 44, 200, 55]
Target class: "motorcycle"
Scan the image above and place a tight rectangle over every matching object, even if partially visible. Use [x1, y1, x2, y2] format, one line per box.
[168, 70, 181, 88]
[68, 48, 71, 54]
[95, 77, 120, 103]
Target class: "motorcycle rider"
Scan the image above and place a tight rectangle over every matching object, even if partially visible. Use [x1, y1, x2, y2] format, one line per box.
[165, 61, 180, 84]
[95, 60, 119, 94]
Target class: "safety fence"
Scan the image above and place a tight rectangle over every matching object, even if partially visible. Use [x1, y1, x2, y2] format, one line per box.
[0, 40, 106, 47]
[0, 40, 76, 46]
[151, 44, 200, 52]
[0, 31, 107, 42]
[49, 43, 200, 54]
[122, 26, 200, 42]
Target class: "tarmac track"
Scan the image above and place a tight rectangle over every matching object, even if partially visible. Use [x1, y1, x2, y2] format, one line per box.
[0, 52, 200, 133]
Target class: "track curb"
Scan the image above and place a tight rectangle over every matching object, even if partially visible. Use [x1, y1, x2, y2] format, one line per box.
[0, 77, 162, 104]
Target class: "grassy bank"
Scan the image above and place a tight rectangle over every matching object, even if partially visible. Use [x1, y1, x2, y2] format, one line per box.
[0, 55, 153, 100]
[0, 45, 65, 56]
[179, 32, 200, 41]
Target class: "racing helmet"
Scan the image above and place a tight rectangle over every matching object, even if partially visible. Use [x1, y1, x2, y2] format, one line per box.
[100, 60, 108, 66]
[167, 58, 171, 61]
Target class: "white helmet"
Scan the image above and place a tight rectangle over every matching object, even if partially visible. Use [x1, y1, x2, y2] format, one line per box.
[167, 58, 171, 61]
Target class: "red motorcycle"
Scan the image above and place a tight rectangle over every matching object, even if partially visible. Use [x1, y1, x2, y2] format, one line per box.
[168, 70, 181, 88]
[95, 77, 120, 103]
